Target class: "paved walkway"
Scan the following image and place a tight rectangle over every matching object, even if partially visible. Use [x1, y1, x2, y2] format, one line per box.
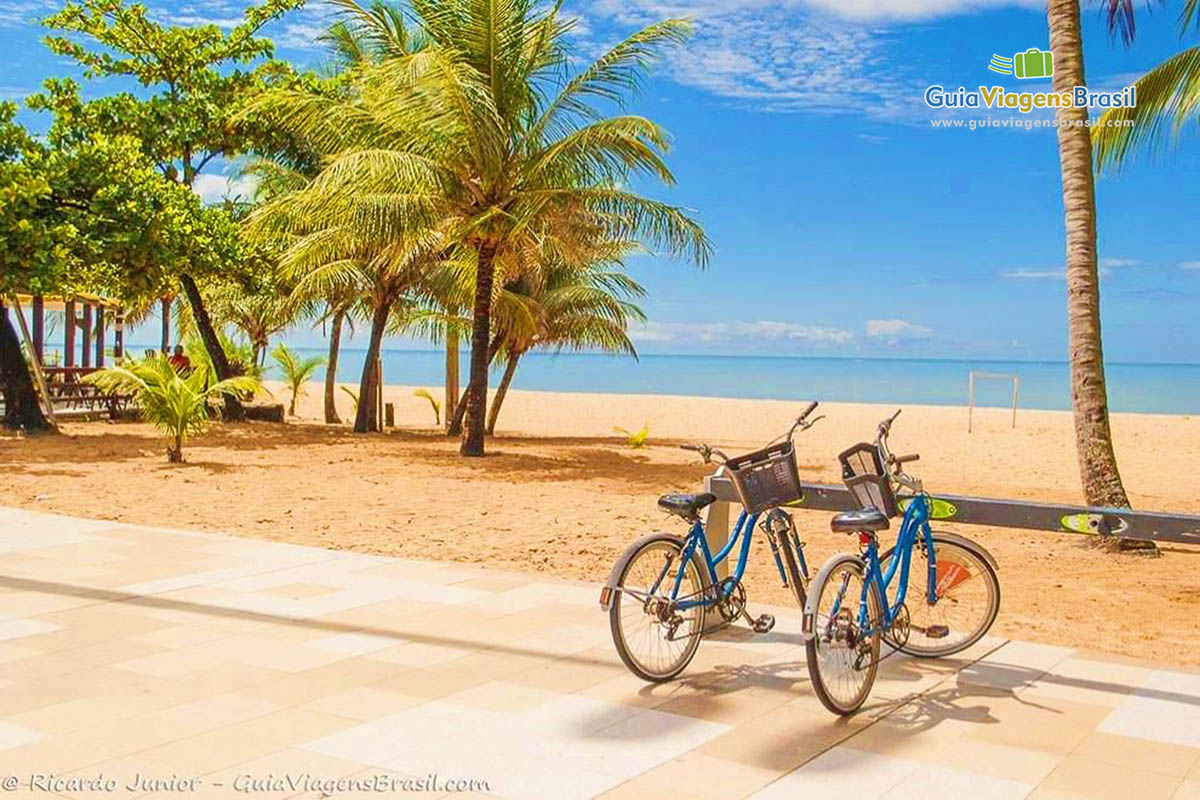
[0, 507, 1197, 800]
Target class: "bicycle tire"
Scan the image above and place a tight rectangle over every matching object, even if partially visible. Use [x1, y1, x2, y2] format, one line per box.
[608, 533, 708, 682]
[775, 530, 808, 609]
[804, 553, 883, 715]
[881, 533, 1000, 658]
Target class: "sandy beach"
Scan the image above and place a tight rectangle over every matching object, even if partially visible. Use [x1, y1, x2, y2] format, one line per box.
[4, 382, 1199, 665]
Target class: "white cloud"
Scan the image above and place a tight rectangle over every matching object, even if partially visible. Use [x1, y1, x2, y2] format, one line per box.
[866, 319, 932, 338]
[192, 173, 258, 205]
[630, 319, 854, 345]
[1180, 261, 1200, 271]
[577, 0, 1043, 117]
[1002, 268, 1065, 280]
[1100, 257, 1138, 268]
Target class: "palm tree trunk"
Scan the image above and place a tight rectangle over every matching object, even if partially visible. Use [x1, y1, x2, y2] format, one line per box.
[1048, 0, 1149, 551]
[178, 272, 243, 420]
[354, 300, 391, 433]
[448, 332, 504, 437]
[0, 300, 51, 431]
[461, 243, 498, 456]
[325, 308, 344, 424]
[444, 326, 459, 433]
[486, 352, 520, 435]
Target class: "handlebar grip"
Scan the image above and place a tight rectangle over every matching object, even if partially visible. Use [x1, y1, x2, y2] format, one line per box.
[680, 444, 703, 452]
[797, 400, 819, 422]
[895, 453, 920, 465]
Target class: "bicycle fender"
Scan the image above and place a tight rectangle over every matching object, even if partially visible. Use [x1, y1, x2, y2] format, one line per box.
[599, 532, 686, 611]
[930, 530, 999, 570]
[801, 553, 863, 641]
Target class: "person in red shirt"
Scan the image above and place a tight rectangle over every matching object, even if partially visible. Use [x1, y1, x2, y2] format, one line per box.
[167, 345, 191, 374]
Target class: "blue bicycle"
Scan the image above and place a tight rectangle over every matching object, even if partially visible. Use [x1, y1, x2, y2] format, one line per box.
[602, 402, 823, 682]
[803, 410, 1001, 715]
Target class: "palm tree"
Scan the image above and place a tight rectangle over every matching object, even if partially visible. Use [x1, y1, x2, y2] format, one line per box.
[1047, 0, 1131, 510]
[248, 2, 710, 457]
[486, 253, 646, 435]
[86, 352, 259, 462]
[1092, 1, 1200, 168]
[272, 343, 326, 416]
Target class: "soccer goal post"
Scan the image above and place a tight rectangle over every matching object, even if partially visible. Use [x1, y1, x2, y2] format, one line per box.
[968, 370, 1020, 433]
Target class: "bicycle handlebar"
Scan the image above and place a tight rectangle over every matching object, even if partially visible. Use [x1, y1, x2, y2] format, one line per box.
[684, 400, 821, 466]
[873, 409, 923, 491]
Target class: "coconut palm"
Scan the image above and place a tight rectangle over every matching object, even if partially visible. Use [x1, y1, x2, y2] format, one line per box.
[85, 352, 260, 462]
[486, 254, 646, 435]
[1046, 0, 1134, 513]
[246, 1, 710, 456]
[1092, 1, 1200, 168]
[272, 343, 326, 416]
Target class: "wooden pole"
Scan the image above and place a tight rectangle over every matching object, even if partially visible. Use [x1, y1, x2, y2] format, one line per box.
[7, 294, 58, 431]
[1012, 375, 1020, 429]
[64, 299, 76, 369]
[95, 308, 105, 367]
[968, 371, 975, 433]
[444, 328, 459, 432]
[81, 303, 93, 368]
[114, 308, 125, 360]
[31, 295, 44, 365]
[160, 297, 171, 354]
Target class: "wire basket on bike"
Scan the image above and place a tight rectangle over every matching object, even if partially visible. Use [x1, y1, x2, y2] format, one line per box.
[726, 441, 803, 515]
[838, 442, 898, 517]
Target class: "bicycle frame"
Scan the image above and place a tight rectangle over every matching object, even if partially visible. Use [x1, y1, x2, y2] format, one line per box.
[844, 493, 939, 634]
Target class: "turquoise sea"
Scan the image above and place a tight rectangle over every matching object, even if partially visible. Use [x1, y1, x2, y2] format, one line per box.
[279, 349, 1200, 415]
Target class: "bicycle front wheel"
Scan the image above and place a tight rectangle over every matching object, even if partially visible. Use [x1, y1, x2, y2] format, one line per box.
[608, 534, 707, 682]
[885, 533, 1000, 657]
[805, 554, 883, 715]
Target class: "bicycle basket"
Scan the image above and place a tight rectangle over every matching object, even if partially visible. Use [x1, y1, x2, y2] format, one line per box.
[726, 441, 803, 515]
[838, 442, 897, 517]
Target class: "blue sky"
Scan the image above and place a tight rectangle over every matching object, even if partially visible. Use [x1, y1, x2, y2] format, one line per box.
[3, 0, 1198, 363]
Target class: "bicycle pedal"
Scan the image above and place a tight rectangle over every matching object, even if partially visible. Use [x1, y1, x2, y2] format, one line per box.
[751, 613, 776, 634]
[925, 624, 949, 639]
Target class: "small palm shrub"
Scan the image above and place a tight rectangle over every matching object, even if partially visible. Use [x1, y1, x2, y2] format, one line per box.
[271, 344, 326, 416]
[86, 353, 261, 463]
[413, 388, 441, 426]
[614, 423, 650, 449]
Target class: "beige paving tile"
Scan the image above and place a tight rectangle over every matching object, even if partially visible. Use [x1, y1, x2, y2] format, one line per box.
[303, 687, 429, 721]
[1173, 778, 1200, 800]
[625, 751, 784, 800]
[441, 681, 561, 713]
[154, 692, 280, 728]
[1070, 731, 1198, 778]
[1039, 754, 1184, 800]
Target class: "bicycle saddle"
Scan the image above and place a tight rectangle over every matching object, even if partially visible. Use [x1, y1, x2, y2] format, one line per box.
[658, 493, 716, 519]
[830, 508, 890, 533]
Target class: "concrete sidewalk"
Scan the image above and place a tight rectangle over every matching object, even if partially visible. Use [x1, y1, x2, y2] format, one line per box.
[0, 507, 1196, 799]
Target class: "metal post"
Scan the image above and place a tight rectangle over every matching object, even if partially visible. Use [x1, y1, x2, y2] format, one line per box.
[64, 299, 76, 369]
[31, 295, 44, 364]
[94, 308, 105, 367]
[81, 303, 93, 368]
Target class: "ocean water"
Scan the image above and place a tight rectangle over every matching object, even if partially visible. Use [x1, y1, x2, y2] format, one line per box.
[279, 349, 1200, 415]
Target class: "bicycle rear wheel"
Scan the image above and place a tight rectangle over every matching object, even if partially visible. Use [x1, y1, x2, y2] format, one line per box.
[805, 554, 883, 715]
[608, 534, 707, 682]
[884, 533, 1000, 657]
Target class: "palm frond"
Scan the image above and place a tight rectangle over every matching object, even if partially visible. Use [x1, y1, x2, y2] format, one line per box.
[1093, 46, 1200, 170]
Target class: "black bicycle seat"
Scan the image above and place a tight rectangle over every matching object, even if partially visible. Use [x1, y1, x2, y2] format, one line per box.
[830, 508, 890, 533]
[658, 493, 716, 519]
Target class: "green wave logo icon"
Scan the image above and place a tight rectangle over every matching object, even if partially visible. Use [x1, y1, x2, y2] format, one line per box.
[988, 54, 1014, 75]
